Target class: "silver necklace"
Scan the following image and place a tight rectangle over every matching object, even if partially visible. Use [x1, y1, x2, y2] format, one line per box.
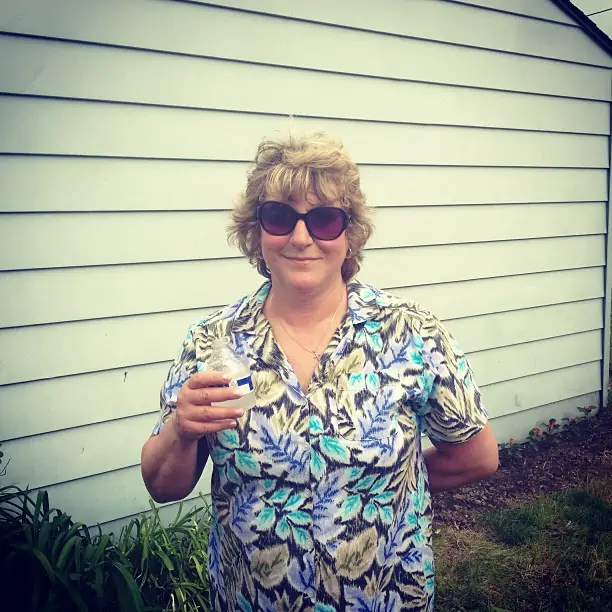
[268, 290, 344, 361]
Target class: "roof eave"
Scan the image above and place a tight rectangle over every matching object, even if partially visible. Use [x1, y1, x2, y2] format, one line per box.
[551, 0, 612, 57]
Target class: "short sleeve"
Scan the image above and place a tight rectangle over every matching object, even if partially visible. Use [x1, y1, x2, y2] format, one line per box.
[152, 324, 200, 435]
[417, 314, 488, 444]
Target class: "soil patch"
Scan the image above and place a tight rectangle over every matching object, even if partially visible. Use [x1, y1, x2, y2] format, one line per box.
[432, 407, 612, 530]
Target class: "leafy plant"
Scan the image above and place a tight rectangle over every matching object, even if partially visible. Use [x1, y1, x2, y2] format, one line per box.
[526, 407, 596, 450]
[0, 486, 143, 612]
[496, 407, 601, 467]
[116, 497, 212, 612]
[497, 437, 523, 458]
[0, 478, 212, 612]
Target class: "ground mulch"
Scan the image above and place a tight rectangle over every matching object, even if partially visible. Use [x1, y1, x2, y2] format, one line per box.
[432, 407, 612, 530]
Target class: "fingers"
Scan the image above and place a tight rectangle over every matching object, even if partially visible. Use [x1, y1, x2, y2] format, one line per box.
[187, 370, 232, 389]
[202, 419, 239, 433]
[188, 385, 244, 407]
[172, 411, 238, 441]
[174, 371, 248, 442]
[183, 418, 239, 436]
[185, 403, 244, 422]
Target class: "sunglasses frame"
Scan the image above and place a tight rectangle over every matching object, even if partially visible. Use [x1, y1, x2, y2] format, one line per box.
[256, 201, 351, 241]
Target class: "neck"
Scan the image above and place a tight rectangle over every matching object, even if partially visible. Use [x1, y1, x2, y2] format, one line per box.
[267, 278, 347, 328]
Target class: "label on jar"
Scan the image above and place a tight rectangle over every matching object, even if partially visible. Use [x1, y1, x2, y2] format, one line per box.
[234, 375, 254, 393]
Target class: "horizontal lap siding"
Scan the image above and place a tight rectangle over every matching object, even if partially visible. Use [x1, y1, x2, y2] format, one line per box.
[42, 463, 217, 531]
[0, 0, 588, 60]
[592, 11, 612, 33]
[360, 236, 606, 289]
[0, 0, 609, 529]
[198, 0, 609, 66]
[580, 1, 612, 16]
[2, 97, 608, 165]
[1, 203, 606, 270]
[0, 159, 608, 212]
[446, 0, 575, 23]
[2, 36, 609, 133]
[1, 2, 611, 99]
[487, 391, 601, 444]
[1, 236, 606, 328]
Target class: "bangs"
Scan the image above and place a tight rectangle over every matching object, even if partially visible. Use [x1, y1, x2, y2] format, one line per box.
[264, 165, 345, 207]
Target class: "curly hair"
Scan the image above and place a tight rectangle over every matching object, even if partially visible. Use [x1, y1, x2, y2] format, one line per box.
[227, 131, 374, 281]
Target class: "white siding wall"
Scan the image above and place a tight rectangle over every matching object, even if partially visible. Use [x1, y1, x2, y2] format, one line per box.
[0, 0, 609, 530]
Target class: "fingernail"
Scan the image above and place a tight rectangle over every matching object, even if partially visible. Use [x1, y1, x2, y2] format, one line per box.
[234, 387, 249, 397]
[235, 409, 245, 418]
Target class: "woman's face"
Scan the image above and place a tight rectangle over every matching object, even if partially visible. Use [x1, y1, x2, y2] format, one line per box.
[260, 194, 349, 293]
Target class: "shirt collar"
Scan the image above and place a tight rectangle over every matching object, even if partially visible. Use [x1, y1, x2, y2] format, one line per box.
[231, 278, 381, 335]
[230, 282, 271, 334]
[346, 278, 383, 324]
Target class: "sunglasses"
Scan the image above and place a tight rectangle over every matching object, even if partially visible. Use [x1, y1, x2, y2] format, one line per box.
[257, 201, 351, 241]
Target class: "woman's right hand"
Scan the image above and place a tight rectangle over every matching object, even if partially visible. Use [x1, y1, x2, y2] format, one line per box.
[173, 371, 245, 441]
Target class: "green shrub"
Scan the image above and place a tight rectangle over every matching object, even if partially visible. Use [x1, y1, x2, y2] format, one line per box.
[0, 484, 211, 612]
[116, 498, 212, 612]
[0, 486, 144, 612]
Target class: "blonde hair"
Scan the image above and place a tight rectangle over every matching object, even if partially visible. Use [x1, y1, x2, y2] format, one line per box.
[227, 131, 374, 281]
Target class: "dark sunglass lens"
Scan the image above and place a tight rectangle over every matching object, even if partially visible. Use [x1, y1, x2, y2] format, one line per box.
[308, 207, 346, 239]
[260, 203, 296, 235]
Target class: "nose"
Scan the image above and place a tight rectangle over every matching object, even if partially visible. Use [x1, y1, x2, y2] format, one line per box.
[289, 218, 313, 247]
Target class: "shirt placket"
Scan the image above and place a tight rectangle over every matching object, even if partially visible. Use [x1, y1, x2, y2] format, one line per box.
[307, 317, 355, 608]
[250, 327, 320, 607]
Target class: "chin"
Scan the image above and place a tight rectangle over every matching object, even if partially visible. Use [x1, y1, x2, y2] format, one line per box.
[287, 275, 323, 292]
[272, 270, 324, 291]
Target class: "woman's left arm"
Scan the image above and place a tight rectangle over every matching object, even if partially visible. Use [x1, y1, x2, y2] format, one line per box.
[416, 311, 500, 494]
[423, 422, 499, 494]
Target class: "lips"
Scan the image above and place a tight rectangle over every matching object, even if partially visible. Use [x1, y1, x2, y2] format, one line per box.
[284, 256, 318, 262]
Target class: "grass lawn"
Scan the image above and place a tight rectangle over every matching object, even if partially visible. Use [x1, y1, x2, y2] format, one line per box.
[433, 476, 612, 611]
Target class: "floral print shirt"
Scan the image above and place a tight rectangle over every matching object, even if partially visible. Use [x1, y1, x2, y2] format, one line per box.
[154, 279, 488, 611]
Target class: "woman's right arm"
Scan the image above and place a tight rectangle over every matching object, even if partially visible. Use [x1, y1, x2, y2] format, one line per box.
[141, 371, 245, 503]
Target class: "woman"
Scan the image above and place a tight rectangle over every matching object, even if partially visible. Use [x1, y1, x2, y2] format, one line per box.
[141, 132, 499, 611]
